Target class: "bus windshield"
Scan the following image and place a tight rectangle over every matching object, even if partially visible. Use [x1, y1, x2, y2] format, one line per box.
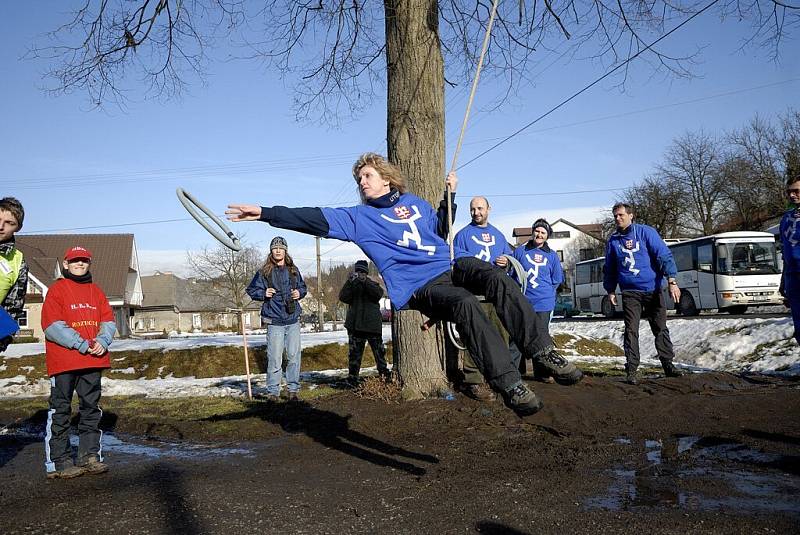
[716, 241, 779, 275]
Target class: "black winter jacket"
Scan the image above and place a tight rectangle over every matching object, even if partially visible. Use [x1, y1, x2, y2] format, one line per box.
[339, 274, 384, 336]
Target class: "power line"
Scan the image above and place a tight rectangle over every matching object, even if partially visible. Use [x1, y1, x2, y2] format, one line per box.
[461, 78, 800, 148]
[458, 0, 723, 170]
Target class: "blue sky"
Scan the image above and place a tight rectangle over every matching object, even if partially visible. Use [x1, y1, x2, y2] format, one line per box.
[2, 3, 798, 277]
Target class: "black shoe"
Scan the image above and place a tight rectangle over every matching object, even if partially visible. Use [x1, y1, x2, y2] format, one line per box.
[533, 349, 583, 385]
[625, 366, 638, 385]
[503, 383, 544, 416]
[663, 363, 684, 378]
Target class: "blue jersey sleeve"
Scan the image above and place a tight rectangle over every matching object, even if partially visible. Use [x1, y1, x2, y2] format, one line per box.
[259, 206, 330, 237]
[603, 241, 618, 294]
[320, 206, 359, 241]
[552, 253, 564, 286]
[646, 226, 677, 278]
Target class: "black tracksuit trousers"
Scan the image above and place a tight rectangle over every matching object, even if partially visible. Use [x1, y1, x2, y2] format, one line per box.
[45, 369, 104, 473]
[621, 290, 676, 370]
[409, 256, 553, 392]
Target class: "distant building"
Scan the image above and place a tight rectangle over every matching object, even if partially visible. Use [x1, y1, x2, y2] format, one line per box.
[16, 234, 143, 340]
[135, 272, 263, 333]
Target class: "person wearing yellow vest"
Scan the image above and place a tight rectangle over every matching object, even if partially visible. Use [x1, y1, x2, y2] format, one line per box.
[0, 197, 27, 353]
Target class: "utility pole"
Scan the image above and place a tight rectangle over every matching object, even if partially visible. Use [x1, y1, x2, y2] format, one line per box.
[316, 236, 324, 332]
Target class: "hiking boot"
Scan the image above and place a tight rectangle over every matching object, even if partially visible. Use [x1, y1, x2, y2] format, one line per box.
[264, 393, 280, 402]
[461, 383, 497, 402]
[663, 363, 684, 378]
[533, 349, 583, 385]
[625, 366, 638, 385]
[77, 455, 109, 475]
[46, 464, 85, 480]
[287, 391, 299, 402]
[503, 383, 544, 416]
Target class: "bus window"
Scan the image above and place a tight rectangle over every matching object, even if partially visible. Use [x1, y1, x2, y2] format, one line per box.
[576, 263, 591, 285]
[672, 244, 694, 272]
[716, 241, 779, 275]
[698, 244, 713, 272]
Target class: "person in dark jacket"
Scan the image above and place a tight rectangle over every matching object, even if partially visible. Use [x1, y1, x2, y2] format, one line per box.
[246, 237, 307, 400]
[339, 260, 390, 383]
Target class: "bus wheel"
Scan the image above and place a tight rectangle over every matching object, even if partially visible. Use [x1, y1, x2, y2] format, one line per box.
[601, 296, 615, 318]
[723, 305, 748, 315]
[678, 293, 699, 316]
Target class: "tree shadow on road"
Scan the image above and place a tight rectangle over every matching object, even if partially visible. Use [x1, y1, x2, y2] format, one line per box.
[202, 400, 438, 476]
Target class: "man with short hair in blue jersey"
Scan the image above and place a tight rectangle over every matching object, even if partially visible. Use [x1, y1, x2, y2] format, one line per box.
[779, 176, 800, 345]
[603, 202, 683, 385]
[452, 196, 513, 402]
[228, 153, 582, 416]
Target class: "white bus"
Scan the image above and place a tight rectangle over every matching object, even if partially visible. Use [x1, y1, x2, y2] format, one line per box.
[573, 231, 782, 317]
[573, 256, 622, 317]
[669, 231, 781, 315]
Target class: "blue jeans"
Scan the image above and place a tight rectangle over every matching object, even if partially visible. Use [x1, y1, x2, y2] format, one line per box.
[266, 322, 301, 395]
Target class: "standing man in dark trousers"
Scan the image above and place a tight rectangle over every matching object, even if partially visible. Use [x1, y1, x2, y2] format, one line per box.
[603, 203, 683, 385]
[339, 260, 390, 384]
[453, 196, 512, 401]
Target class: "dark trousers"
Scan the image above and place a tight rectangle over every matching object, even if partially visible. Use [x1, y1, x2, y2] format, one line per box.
[518, 310, 552, 374]
[348, 333, 389, 377]
[410, 257, 552, 392]
[45, 369, 104, 473]
[462, 302, 509, 385]
[785, 273, 800, 345]
[621, 290, 676, 370]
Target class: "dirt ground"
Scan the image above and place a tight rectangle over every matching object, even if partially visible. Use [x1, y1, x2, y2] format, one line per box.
[1, 371, 799, 534]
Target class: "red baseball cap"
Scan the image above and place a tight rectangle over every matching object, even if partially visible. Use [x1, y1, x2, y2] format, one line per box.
[64, 246, 92, 262]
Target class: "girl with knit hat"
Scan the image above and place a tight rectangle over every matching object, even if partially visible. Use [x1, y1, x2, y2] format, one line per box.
[246, 236, 307, 401]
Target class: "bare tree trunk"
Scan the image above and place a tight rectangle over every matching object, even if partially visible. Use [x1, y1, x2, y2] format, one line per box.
[385, 0, 449, 399]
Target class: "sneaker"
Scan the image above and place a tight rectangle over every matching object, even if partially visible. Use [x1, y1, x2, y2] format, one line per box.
[663, 363, 684, 378]
[461, 383, 497, 402]
[625, 366, 638, 385]
[77, 455, 109, 475]
[46, 464, 85, 480]
[503, 383, 544, 416]
[533, 349, 583, 385]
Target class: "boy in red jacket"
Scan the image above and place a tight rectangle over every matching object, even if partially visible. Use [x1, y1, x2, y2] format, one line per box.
[42, 246, 116, 479]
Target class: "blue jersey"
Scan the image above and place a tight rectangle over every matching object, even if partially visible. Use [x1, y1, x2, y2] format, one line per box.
[603, 223, 676, 293]
[322, 192, 469, 308]
[453, 223, 512, 264]
[513, 243, 563, 312]
[780, 208, 800, 274]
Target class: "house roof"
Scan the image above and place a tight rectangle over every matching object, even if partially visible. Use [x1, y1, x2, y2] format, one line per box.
[16, 234, 135, 300]
[141, 272, 260, 312]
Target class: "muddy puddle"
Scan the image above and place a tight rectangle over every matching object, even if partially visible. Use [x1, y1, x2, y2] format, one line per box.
[585, 435, 800, 515]
[0, 424, 286, 463]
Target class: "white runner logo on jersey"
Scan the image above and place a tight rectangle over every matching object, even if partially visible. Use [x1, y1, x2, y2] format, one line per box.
[470, 234, 495, 262]
[785, 214, 800, 246]
[619, 241, 641, 275]
[524, 252, 548, 289]
[381, 205, 436, 255]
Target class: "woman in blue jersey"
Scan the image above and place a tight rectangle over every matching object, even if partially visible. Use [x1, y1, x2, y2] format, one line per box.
[227, 153, 582, 416]
[513, 219, 563, 339]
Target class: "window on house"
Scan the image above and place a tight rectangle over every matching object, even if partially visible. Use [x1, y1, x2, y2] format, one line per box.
[18, 310, 28, 328]
[244, 313, 252, 326]
[192, 314, 202, 329]
[557, 250, 564, 261]
[149, 318, 155, 330]
[579, 248, 595, 261]
[551, 231, 570, 239]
